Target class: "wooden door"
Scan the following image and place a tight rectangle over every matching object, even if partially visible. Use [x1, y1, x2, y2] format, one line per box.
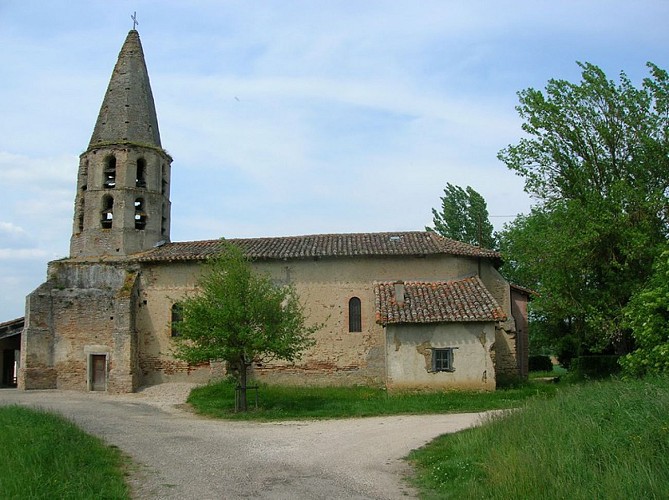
[91, 355, 106, 391]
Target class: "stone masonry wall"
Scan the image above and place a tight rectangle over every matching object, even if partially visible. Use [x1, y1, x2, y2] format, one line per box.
[20, 261, 140, 393]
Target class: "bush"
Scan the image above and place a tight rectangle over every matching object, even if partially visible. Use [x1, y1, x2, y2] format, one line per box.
[571, 355, 620, 379]
[528, 355, 553, 372]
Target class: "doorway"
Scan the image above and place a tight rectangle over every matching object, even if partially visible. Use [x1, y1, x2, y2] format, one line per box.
[2, 349, 17, 387]
[90, 354, 107, 391]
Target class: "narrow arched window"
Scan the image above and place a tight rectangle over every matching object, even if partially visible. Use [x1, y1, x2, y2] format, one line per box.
[171, 303, 183, 337]
[77, 160, 88, 232]
[161, 164, 168, 195]
[103, 155, 116, 188]
[136, 158, 146, 188]
[134, 198, 147, 230]
[101, 195, 114, 229]
[77, 196, 85, 232]
[349, 297, 362, 332]
[161, 202, 168, 237]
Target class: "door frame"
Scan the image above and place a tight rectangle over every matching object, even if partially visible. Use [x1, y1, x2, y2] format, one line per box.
[88, 353, 108, 391]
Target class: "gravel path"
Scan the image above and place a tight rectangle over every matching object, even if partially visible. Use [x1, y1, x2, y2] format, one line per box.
[0, 385, 492, 499]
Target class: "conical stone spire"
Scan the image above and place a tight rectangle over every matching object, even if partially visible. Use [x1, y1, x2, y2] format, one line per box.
[70, 29, 172, 258]
[89, 30, 162, 148]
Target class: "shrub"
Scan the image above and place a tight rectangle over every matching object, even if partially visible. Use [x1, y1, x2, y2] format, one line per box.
[571, 355, 620, 379]
[528, 355, 553, 372]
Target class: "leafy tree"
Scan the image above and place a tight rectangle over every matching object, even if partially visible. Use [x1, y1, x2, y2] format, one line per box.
[173, 241, 318, 411]
[497, 62, 669, 361]
[620, 248, 669, 377]
[427, 183, 495, 248]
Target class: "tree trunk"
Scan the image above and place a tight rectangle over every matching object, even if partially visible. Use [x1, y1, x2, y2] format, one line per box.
[238, 357, 248, 412]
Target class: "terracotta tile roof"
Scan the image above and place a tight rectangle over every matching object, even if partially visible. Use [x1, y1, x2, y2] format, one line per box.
[374, 277, 507, 325]
[135, 231, 500, 262]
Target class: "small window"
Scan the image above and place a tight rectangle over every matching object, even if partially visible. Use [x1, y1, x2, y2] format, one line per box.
[101, 195, 114, 229]
[161, 202, 168, 236]
[171, 303, 183, 337]
[134, 198, 147, 230]
[348, 297, 362, 332]
[77, 196, 85, 232]
[432, 348, 456, 372]
[136, 158, 146, 188]
[103, 155, 116, 188]
[161, 164, 168, 195]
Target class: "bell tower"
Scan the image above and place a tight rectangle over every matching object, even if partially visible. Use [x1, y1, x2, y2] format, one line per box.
[70, 30, 172, 258]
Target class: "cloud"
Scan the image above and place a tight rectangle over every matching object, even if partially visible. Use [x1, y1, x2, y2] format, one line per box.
[0, 221, 34, 250]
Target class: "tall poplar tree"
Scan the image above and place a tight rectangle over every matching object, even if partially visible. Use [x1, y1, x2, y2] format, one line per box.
[427, 183, 495, 248]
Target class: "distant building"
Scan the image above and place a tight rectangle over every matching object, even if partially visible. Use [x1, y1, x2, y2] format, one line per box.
[17, 30, 529, 393]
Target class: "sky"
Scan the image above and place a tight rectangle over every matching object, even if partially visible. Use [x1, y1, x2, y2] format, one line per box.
[1, 1, 668, 320]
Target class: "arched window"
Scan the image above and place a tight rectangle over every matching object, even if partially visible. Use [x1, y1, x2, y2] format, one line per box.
[77, 159, 89, 232]
[77, 196, 85, 232]
[101, 195, 114, 228]
[171, 303, 183, 337]
[161, 202, 168, 237]
[348, 297, 362, 332]
[103, 155, 116, 188]
[134, 198, 147, 230]
[136, 158, 146, 188]
[161, 163, 168, 195]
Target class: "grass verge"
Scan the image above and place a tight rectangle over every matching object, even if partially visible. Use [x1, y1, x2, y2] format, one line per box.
[408, 377, 669, 499]
[187, 379, 558, 420]
[0, 405, 130, 499]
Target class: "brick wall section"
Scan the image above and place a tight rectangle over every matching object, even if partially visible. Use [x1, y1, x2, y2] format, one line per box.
[19, 262, 141, 393]
[492, 326, 518, 379]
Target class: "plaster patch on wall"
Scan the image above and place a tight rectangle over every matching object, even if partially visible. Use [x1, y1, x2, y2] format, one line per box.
[478, 330, 487, 347]
[416, 341, 432, 371]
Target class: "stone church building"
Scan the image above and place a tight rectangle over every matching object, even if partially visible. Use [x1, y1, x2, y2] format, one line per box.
[15, 30, 529, 393]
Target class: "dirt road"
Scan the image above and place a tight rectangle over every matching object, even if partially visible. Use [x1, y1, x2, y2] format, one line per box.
[0, 385, 491, 499]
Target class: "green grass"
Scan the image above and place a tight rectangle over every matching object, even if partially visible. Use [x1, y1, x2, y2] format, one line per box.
[187, 378, 558, 420]
[0, 405, 130, 499]
[408, 377, 669, 499]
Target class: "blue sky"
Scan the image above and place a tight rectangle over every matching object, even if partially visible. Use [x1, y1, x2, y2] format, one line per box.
[1, 1, 668, 320]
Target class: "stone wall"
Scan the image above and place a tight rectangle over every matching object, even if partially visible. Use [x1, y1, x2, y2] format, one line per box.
[20, 261, 140, 393]
[492, 326, 519, 383]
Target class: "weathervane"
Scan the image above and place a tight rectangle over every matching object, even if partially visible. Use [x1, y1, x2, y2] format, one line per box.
[131, 12, 139, 30]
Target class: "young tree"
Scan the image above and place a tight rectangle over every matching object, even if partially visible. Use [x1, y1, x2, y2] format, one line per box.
[497, 62, 669, 360]
[620, 248, 669, 377]
[427, 183, 495, 248]
[173, 241, 318, 411]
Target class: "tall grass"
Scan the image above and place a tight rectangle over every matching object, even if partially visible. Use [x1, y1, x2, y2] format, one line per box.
[187, 379, 558, 420]
[408, 377, 669, 499]
[0, 405, 130, 499]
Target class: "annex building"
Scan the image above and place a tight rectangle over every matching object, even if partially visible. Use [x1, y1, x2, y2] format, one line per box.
[11, 30, 529, 393]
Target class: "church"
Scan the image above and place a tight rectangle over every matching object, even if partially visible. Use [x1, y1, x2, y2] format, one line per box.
[14, 30, 529, 393]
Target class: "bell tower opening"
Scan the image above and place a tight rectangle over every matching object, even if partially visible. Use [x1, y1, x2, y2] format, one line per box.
[136, 158, 146, 188]
[101, 195, 114, 229]
[103, 155, 117, 189]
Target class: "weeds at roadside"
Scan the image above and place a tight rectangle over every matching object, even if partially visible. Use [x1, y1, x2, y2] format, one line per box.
[408, 377, 669, 499]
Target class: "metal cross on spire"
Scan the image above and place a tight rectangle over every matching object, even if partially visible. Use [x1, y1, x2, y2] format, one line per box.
[131, 12, 139, 30]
